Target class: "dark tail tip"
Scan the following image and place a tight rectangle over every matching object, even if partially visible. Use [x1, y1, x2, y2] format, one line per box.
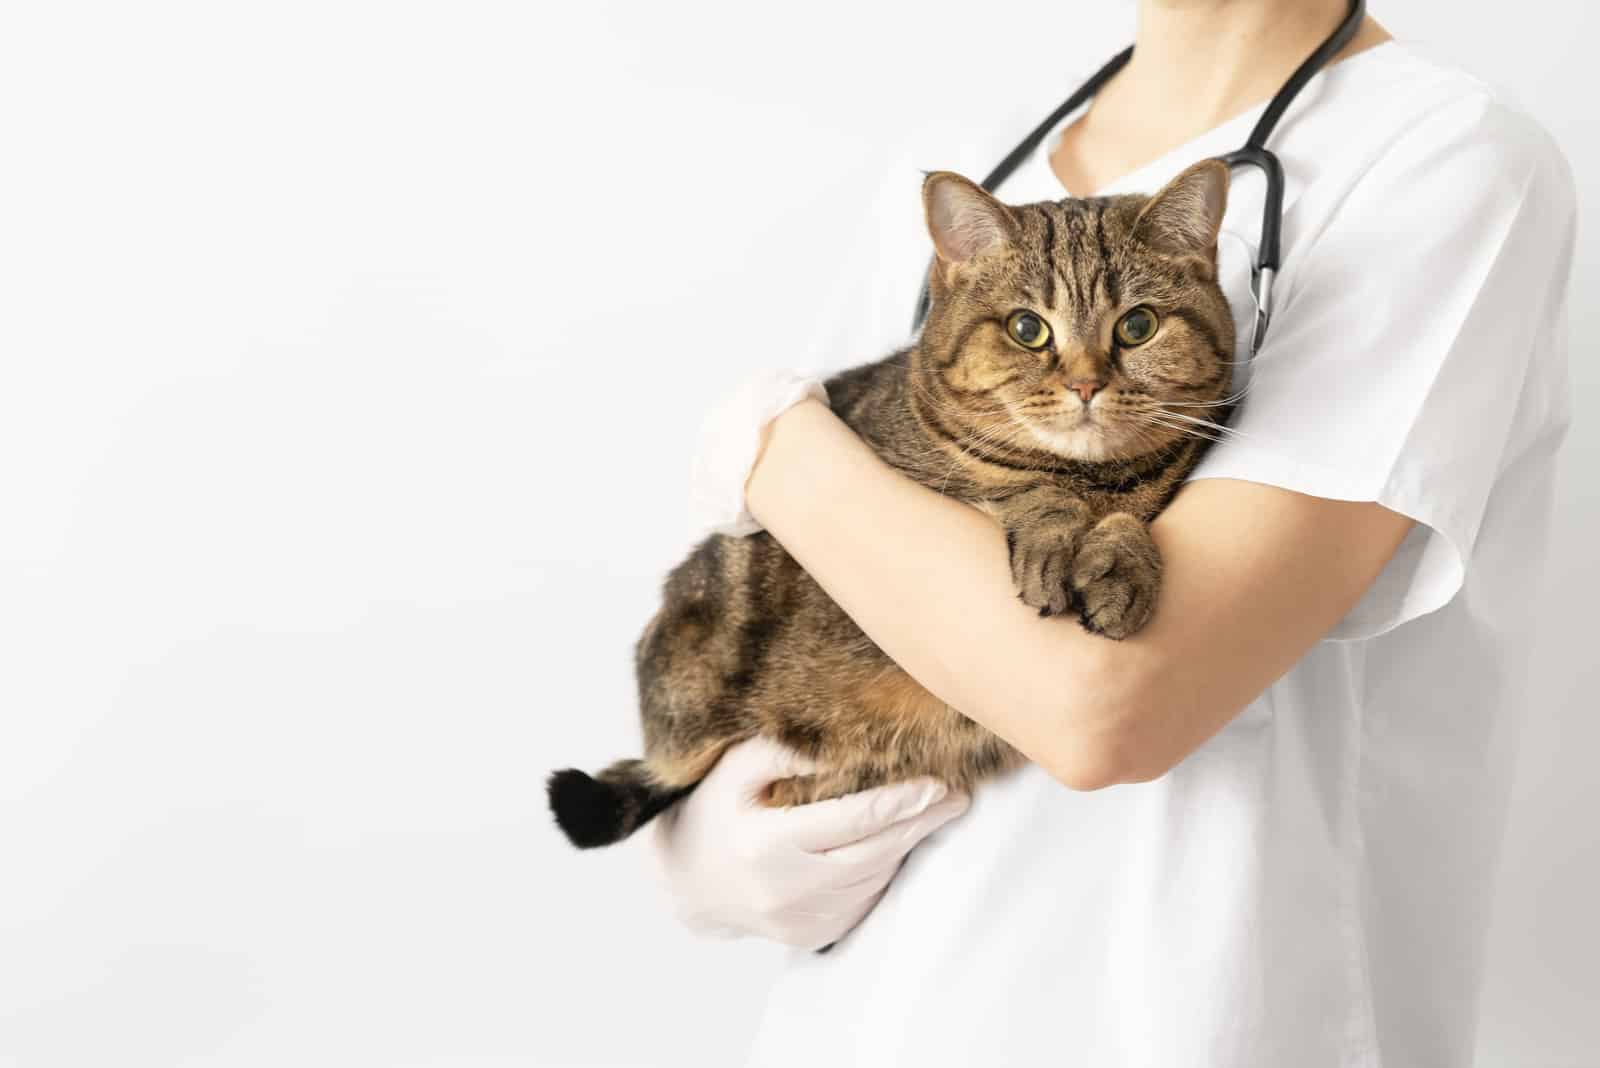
[548, 759, 697, 850]
[547, 768, 630, 849]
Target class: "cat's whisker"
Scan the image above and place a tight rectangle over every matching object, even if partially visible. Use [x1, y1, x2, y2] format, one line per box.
[939, 413, 1050, 488]
[892, 406, 1023, 470]
[934, 416, 1037, 496]
[1159, 383, 1255, 410]
[1159, 396, 1245, 410]
[1132, 414, 1238, 447]
[899, 371, 1020, 424]
[1150, 408, 1248, 437]
[1130, 421, 1224, 447]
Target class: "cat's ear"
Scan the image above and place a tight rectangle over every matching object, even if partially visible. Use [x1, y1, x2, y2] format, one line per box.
[1131, 159, 1230, 259]
[922, 171, 1019, 271]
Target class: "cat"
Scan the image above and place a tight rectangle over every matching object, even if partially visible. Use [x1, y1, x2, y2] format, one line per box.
[548, 158, 1236, 852]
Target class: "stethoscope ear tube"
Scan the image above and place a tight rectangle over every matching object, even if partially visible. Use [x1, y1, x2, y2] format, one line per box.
[1242, 0, 1367, 153]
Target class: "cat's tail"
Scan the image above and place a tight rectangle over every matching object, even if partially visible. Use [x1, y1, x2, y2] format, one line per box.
[546, 758, 695, 849]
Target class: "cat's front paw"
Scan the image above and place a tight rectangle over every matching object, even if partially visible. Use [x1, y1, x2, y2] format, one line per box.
[1006, 515, 1090, 619]
[1069, 513, 1161, 640]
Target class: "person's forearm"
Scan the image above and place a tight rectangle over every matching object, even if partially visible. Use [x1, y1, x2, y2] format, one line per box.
[744, 397, 1149, 789]
[743, 397, 1417, 791]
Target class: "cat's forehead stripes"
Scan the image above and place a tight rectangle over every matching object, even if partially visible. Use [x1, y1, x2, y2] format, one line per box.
[1019, 200, 1125, 334]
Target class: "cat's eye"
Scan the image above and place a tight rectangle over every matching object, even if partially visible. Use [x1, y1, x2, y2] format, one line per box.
[1005, 310, 1051, 350]
[1114, 306, 1160, 346]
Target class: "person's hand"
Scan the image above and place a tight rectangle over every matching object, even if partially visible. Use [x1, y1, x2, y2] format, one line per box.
[648, 734, 972, 951]
[687, 368, 830, 538]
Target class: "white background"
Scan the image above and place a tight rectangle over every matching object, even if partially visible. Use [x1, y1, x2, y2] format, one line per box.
[0, 2, 1594, 1066]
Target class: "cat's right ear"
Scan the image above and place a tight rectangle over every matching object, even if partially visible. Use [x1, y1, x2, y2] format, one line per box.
[922, 171, 1019, 286]
[1131, 158, 1230, 262]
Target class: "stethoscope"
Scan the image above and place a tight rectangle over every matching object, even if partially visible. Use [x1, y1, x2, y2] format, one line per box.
[910, 0, 1366, 362]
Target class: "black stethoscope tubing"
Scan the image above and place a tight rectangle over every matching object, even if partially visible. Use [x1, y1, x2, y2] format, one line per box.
[910, 0, 1367, 360]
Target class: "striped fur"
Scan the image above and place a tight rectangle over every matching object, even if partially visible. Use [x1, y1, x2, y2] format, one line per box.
[548, 160, 1236, 853]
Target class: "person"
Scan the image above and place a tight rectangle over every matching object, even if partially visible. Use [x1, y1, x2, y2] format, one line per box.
[651, 2, 1578, 1064]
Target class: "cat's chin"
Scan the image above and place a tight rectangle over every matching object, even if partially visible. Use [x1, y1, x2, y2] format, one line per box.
[1018, 416, 1130, 463]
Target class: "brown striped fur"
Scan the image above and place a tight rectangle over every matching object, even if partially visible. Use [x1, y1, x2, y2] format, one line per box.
[548, 160, 1236, 853]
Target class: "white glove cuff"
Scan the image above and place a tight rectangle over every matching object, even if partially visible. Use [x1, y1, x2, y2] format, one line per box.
[689, 367, 831, 538]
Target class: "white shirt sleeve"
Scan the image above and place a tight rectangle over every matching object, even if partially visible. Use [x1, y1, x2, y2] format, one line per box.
[1187, 92, 1578, 641]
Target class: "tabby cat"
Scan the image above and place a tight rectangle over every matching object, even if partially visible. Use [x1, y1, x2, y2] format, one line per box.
[549, 158, 1236, 852]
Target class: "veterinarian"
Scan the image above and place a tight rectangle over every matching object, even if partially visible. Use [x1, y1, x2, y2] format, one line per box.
[653, 1, 1576, 1063]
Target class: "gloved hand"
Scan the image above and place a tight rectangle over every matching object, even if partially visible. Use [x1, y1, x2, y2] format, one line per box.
[688, 367, 831, 537]
[648, 734, 971, 951]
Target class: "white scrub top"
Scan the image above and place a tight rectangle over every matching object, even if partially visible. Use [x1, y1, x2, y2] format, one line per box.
[747, 39, 1576, 1068]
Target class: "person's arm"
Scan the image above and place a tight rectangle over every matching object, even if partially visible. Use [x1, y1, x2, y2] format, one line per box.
[745, 397, 1414, 790]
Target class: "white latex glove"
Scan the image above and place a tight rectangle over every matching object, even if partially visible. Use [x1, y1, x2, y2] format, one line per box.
[648, 734, 971, 952]
[688, 367, 831, 537]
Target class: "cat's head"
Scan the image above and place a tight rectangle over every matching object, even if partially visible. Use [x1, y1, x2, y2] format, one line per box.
[916, 160, 1235, 463]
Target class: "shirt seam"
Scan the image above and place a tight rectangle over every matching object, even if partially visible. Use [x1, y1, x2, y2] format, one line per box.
[1342, 639, 1384, 1067]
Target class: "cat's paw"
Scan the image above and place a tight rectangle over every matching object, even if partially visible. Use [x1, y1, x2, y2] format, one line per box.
[1006, 516, 1090, 619]
[1068, 513, 1161, 640]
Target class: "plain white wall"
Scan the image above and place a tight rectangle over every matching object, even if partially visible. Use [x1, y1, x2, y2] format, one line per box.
[0, 2, 1592, 1066]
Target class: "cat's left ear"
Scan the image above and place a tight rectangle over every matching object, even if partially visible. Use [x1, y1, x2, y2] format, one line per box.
[1131, 159, 1230, 260]
[922, 170, 1020, 274]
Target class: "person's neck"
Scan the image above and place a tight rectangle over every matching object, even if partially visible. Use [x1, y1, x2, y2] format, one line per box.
[1048, 1, 1391, 197]
[1117, 0, 1387, 134]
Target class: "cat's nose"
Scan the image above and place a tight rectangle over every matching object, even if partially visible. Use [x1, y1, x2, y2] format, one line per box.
[1069, 379, 1106, 404]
